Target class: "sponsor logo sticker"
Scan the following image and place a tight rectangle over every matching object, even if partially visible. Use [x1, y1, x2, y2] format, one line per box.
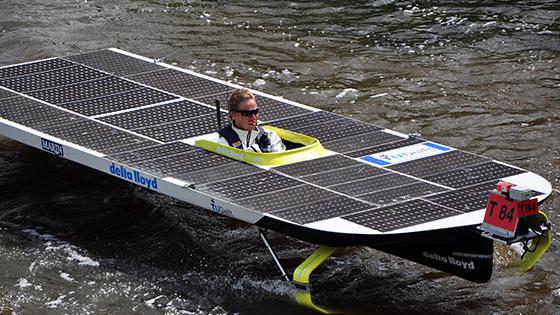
[360, 142, 452, 166]
[41, 138, 64, 156]
[108, 162, 158, 190]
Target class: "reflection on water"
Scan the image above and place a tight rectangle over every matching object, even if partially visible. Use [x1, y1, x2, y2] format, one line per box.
[1, 0, 559, 314]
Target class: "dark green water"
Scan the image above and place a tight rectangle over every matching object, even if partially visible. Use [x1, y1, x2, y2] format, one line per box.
[1, 1, 559, 314]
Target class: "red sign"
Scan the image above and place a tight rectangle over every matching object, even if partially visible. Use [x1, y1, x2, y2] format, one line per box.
[517, 199, 538, 217]
[484, 193, 518, 234]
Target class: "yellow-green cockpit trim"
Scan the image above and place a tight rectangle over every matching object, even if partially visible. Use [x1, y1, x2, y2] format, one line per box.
[195, 126, 328, 167]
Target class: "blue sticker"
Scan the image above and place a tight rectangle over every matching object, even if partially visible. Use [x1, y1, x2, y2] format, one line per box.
[41, 138, 64, 156]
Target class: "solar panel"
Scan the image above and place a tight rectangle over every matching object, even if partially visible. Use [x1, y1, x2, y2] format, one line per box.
[0, 58, 74, 79]
[65, 50, 164, 76]
[0, 65, 107, 92]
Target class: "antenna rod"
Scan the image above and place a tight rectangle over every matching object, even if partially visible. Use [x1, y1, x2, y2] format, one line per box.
[215, 99, 222, 130]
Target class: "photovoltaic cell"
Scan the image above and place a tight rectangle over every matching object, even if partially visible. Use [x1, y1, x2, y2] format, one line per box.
[0, 58, 74, 79]
[346, 138, 424, 158]
[274, 154, 360, 177]
[128, 149, 232, 177]
[266, 111, 340, 131]
[237, 184, 340, 212]
[425, 181, 497, 212]
[198, 171, 302, 200]
[128, 69, 234, 98]
[101, 140, 160, 156]
[65, 50, 164, 76]
[322, 130, 404, 153]
[28, 76, 142, 105]
[0, 97, 83, 129]
[301, 164, 387, 187]
[60, 88, 178, 116]
[359, 182, 450, 206]
[423, 161, 526, 188]
[271, 196, 375, 225]
[176, 162, 262, 185]
[133, 113, 227, 142]
[329, 172, 418, 196]
[0, 88, 17, 100]
[291, 117, 383, 142]
[0, 65, 107, 92]
[109, 142, 199, 164]
[343, 199, 461, 232]
[44, 120, 150, 154]
[99, 100, 215, 130]
[387, 150, 490, 178]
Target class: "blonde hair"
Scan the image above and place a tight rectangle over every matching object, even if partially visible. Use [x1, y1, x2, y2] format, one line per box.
[228, 89, 255, 113]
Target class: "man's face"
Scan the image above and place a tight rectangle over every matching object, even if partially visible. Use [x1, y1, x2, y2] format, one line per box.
[232, 98, 258, 131]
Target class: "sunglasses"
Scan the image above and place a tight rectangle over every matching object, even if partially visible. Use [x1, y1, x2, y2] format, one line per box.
[235, 108, 259, 117]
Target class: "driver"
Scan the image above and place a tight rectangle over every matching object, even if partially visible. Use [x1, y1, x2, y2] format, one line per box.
[217, 89, 285, 152]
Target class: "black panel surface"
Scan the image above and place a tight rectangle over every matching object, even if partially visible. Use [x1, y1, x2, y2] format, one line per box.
[343, 199, 461, 232]
[0, 58, 74, 79]
[109, 142, 199, 164]
[129, 149, 232, 177]
[359, 182, 450, 205]
[99, 100, 214, 130]
[301, 164, 387, 187]
[101, 140, 160, 156]
[44, 120, 149, 153]
[266, 111, 340, 131]
[323, 130, 404, 153]
[0, 88, 17, 99]
[176, 162, 262, 185]
[128, 69, 234, 98]
[271, 196, 375, 225]
[347, 138, 424, 158]
[274, 154, 360, 177]
[0, 97, 83, 129]
[0, 65, 107, 92]
[330, 172, 418, 196]
[292, 117, 383, 143]
[65, 50, 163, 76]
[237, 185, 340, 212]
[425, 181, 496, 212]
[134, 113, 227, 142]
[28, 76, 142, 105]
[60, 88, 178, 116]
[199, 171, 302, 200]
[387, 150, 490, 178]
[423, 161, 526, 188]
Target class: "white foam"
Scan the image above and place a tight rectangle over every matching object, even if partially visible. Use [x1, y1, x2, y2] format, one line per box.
[60, 272, 74, 282]
[14, 278, 32, 288]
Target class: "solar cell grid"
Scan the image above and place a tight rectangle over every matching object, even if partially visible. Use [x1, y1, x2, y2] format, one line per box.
[300, 164, 387, 187]
[0, 88, 16, 100]
[423, 161, 526, 188]
[0, 97, 83, 129]
[128, 69, 234, 98]
[274, 154, 360, 177]
[322, 130, 404, 153]
[359, 182, 450, 205]
[425, 181, 497, 212]
[291, 117, 383, 142]
[387, 150, 490, 178]
[129, 149, 232, 176]
[266, 111, 340, 131]
[60, 88, 178, 116]
[237, 184, 340, 212]
[65, 50, 164, 76]
[176, 162, 261, 185]
[133, 113, 227, 142]
[0, 65, 107, 92]
[198, 171, 302, 200]
[343, 199, 461, 232]
[329, 172, 418, 196]
[44, 120, 149, 153]
[109, 142, 199, 164]
[28, 76, 142, 105]
[99, 100, 214, 130]
[271, 196, 375, 225]
[0, 58, 74, 79]
[346, 138, 424, 158]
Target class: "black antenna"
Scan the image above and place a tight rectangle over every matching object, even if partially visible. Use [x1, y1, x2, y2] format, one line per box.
[215, 99, 222, 130]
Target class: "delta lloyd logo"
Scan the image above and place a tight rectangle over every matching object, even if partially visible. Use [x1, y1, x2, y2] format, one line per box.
[108, 162, 158, 190]
[41, 138, 64, 156]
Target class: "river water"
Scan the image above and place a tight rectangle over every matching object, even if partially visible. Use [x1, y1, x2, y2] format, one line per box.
[0, 1, 559, 314]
